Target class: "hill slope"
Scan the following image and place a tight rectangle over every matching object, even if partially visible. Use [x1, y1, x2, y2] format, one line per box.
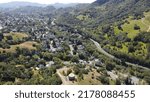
[0, 1, 47, 8]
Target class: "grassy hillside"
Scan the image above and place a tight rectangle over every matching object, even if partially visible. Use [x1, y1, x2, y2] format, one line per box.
[101, 12, 150, 65]
[4, 32, 28, 41]
[0, 32, 38, 53]
[114, 12, 150, 39]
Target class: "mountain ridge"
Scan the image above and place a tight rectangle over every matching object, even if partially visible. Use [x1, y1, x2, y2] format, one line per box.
[0, 1, 79, 9]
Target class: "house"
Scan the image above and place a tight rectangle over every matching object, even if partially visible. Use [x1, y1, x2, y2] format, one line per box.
[130, 76, 139, 85]
[77, 45, 84, 50]
[38, 64, 45, 69]
[94, 59, 103, 67]
[107, 71, 118, 80]
[79, 60, 87, 65]
[46, 61, 54, 67]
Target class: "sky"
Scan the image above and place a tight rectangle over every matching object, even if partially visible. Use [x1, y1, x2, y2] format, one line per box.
[0, 0, 96, 4]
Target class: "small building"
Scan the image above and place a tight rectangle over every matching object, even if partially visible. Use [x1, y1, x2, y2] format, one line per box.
[94, 59, 103, 67]
[130, 76, 139, 85]
[68, 73, 75, 81]
[46, 61, 54, 67]
[38, 64, 45, 69]
[35, 67, 40, 70]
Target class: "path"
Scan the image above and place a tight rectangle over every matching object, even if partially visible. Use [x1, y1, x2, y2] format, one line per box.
[147, 26, 150, 32]
[141, 18, 150, 32]
[56, 67, 74, 85]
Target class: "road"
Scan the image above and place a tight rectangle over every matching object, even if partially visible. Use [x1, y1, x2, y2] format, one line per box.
[90, 39, 115, 59]
[90, 39, 150, 70]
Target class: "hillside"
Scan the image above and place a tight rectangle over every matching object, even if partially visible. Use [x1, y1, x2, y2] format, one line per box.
[0, 1, 79, 9]
[0, 1, 47, 8]
[0, 0, 150, 85]
[75, 0, 150, 27]
[55, 0, 150, 68]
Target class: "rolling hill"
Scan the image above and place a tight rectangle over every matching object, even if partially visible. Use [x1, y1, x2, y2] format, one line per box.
[0, 1, 79, 9]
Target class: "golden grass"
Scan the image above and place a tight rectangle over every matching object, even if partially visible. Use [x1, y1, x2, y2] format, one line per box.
[0, 41, 38, 53]
[4, 32, 28, 40]
[78, 69, 101, 85]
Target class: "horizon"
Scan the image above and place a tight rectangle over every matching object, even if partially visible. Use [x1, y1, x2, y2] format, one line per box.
[0, 0, 96, 4]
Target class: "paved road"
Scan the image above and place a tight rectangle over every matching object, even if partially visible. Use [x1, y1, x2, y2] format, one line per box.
[90, 39, 115, 59]
[90, 39, 150, 70]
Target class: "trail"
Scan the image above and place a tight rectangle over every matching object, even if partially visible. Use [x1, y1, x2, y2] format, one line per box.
[147, 26, 150, 32]
[141, 18, 150, 32]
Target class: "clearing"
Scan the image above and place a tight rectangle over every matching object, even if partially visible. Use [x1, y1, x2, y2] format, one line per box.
[0, 41, 38, 52]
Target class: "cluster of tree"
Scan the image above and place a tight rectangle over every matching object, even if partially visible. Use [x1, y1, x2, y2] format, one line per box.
[0, 41, 10, 49]
[111, 50, 150, 68]
[0, 62, 32, 84]
[134, 32, 150, 43]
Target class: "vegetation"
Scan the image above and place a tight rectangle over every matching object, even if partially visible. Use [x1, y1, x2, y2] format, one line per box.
[0, 0, 150, 85]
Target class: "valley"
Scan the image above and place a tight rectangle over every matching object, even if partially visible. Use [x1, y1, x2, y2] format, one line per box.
[0, 0, 150, 85]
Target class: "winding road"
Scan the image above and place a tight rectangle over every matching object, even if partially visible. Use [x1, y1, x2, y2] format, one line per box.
[90, 39, 150, 70]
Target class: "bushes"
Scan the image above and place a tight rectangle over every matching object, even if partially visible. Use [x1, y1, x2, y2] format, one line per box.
[98, 76, 109, 85]
[67, 69, 72, 76]
[134, 24, 140, 30]
[106, 62, 115, 71]
[0, 63, 32, 83]
[143, 71, 150, 85]
[128, 45, 135, 53]
[134, 32, 150, 43]
[112, 50, 150, 68]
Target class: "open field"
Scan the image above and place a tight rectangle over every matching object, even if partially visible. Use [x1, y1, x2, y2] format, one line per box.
[78, 69, 101, 85]
[4, 32, 28, 41]
[0, 41, 38, 52]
